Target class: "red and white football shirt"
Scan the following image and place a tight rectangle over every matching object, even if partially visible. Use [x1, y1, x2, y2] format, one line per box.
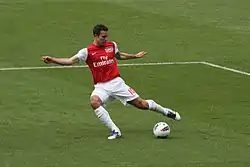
[76, 41, 120, 84]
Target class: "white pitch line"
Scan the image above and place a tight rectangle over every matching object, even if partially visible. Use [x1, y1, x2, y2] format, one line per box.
[201, 62, 250, 76]
[0, 65, 88, 71]
[0, 61, 250, 77]
[0, 61, 202, 71]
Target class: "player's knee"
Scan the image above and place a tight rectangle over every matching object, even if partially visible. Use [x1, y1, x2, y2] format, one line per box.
[130, 98, 149, 110]
[90, 96, 102, 109]
[140, 100, 149, 109]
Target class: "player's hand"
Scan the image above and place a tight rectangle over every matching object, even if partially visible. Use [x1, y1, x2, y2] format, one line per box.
[41, 56, 54, 64]
[135, 51, 147, 58]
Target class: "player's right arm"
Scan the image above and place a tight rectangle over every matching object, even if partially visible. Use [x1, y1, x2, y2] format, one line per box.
[41, 48, 88, 65]
[41, 55, 79, 65]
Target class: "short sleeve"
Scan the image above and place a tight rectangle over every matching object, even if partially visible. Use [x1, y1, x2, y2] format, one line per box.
[75, 48, 88, 62]
[112, 41, 119, 54]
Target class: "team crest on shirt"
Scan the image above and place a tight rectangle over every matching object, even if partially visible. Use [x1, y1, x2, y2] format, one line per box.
[105, 46, 113, 53]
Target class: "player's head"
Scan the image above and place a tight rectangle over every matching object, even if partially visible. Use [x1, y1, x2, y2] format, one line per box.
[93, 24, 109, 46]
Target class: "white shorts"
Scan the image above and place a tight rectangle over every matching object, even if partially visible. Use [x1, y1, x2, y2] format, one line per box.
[91, 77, 139, 105]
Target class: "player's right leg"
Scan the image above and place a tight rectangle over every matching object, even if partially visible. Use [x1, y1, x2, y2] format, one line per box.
[90, 88, 121, 139]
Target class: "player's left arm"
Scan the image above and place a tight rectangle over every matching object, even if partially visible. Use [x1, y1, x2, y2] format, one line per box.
[115, 51, 147, 60]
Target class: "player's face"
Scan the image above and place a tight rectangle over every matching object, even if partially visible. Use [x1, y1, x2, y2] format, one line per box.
[96, 31, 108, 46]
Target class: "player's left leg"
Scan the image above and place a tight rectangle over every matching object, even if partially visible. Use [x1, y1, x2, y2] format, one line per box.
[127, 97, 181, 121]
[111, 77, 181, 121]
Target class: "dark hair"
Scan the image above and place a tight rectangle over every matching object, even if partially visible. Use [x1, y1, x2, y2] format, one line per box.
[93, 24, 108, 36]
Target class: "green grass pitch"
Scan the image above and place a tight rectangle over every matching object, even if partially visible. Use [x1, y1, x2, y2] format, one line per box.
[0, 0, 250, 166]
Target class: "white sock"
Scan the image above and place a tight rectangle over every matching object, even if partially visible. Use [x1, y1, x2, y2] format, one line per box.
[146, 99, 174, 115]
[94, 106, 119, 131]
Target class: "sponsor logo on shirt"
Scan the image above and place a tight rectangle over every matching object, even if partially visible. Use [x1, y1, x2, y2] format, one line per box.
[93, 56, 115, 67]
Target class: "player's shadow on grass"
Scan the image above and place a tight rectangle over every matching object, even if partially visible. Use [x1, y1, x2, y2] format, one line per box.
[123, 128, 185, 140]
